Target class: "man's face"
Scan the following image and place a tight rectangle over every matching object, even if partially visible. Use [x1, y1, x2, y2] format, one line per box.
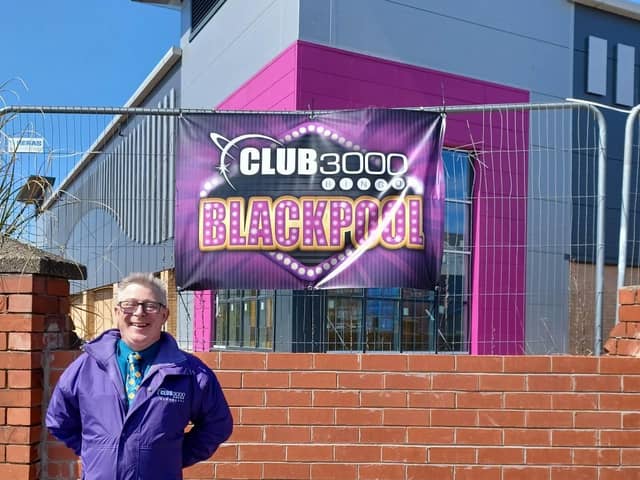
[115, 283, 168, 351]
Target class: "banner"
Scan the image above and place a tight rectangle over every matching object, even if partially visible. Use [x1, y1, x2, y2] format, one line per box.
[176, 108, 445, 290]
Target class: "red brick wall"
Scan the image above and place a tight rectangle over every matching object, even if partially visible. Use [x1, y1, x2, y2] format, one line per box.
[0, 274, 72, 480]
[43, 351, 82, 480]
[605, 286, 640, 356]
[44, 351, 640, 480]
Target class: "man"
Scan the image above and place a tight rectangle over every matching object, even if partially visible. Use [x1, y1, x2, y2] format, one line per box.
[46, 273, 233, 480]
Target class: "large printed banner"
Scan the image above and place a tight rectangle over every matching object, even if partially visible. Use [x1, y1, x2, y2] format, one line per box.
[176, 109, 445, 290]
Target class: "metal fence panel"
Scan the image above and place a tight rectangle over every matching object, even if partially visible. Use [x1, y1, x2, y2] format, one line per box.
[421, 103, 605, 355]
[0, 104, 606, 354]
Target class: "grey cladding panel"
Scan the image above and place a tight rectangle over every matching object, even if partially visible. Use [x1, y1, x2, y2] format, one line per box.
[616, 43, 635, 106]
[587, 36, 607, 95]
[47, 89, 178, 249]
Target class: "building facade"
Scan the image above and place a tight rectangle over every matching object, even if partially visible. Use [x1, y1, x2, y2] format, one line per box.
[34, 0, 640, 355]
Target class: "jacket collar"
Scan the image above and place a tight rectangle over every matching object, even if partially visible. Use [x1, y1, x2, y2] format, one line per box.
[84, 329, 188, 368]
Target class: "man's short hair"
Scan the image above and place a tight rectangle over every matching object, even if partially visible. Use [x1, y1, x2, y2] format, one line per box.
[117, 273, 168, 306]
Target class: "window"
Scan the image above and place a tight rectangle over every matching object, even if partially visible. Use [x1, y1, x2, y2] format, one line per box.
[401, 289, 436, 351]
[191, 0, 227, 39]
[365, 289, 400, 352]
[325, 288, 400, 352]
[439, 149, 472, 351]
[215, 289, 274, 349]
[258, 295, 274, 349]
[326, 291, 364, 351]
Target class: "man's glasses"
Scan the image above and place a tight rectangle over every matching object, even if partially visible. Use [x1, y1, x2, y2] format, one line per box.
[118, 301, 165, 314]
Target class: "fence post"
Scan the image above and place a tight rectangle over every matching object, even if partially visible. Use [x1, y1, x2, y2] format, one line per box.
[591, 104, 607, 356]
[617, 104, 640, 324]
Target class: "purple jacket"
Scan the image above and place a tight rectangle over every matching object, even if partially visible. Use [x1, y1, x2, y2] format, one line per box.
[46, 330, 233, 480]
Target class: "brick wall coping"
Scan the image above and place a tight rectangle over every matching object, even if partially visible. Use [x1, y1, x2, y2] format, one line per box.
[201, 351, 638, 373]
[0, 237, 86, 279]
[49, 350, 640, 374]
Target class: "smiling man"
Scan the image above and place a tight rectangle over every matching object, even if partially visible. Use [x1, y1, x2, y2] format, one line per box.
[46, 273, 233, 480]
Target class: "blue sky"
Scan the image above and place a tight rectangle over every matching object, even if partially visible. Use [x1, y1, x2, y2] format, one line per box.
[0, 1, 179, 107]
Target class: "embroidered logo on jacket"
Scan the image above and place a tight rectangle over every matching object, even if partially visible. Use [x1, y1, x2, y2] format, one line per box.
[157, 388, 186, 403]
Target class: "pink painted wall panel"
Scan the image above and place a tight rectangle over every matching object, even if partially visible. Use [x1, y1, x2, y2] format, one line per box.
[193, 290, 213, 352]
[218, 44, 299, 111]
[222, 69, 298, 110]
[296, 45, 513, 106]
[196, 40, 530, 354]
[296, 41, 529, 354]
[270, 93, 297, 111]
[297, 43, 526, 106]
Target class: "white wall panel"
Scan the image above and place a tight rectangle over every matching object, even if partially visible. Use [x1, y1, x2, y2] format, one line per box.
[180, 0, 300, 108]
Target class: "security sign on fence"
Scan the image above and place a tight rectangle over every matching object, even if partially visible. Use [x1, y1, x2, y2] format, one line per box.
[176, 108, 445, 290]
[6, 136, 44, 153]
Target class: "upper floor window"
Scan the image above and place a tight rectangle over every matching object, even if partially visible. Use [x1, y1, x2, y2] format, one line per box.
[191, 0, 226, 39]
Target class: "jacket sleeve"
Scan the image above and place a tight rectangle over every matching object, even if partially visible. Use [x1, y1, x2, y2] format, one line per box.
[45, 357, 83, 456]
[182, 365, 233, 468]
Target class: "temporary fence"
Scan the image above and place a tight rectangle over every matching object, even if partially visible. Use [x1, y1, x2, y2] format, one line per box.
[420, 102, 606, 356]
[0, 102, 607, 355]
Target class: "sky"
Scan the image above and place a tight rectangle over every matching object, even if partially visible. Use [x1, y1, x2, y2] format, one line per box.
[0, 1, 179, 107]
[3, 1, 640, 108]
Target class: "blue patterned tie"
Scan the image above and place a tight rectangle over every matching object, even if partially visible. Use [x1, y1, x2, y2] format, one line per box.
[125, 352, 143, 405]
